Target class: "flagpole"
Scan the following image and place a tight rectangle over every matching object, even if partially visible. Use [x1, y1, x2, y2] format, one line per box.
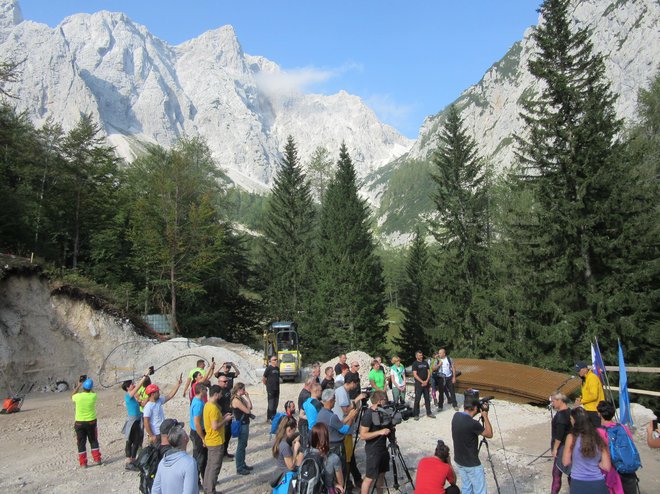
[594, 336, 618, 421]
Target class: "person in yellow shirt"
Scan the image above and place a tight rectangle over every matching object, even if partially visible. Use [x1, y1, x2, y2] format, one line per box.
[202, 384, 232, 494]
[72, 377, 101, 467]
[574, 361, 605, 428]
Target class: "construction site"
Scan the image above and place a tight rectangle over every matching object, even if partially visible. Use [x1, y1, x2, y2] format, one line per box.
[1, 261, 658, 493]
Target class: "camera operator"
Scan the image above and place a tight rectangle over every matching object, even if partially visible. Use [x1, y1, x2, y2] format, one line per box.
[451, 393, 493, 494]
[359, 390, 392, 494]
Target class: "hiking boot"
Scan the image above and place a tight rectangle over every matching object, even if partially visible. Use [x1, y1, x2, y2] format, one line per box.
[237, 469, 251, 475]
[244, 465, 254, 470]
[125, 462, 139, 471]
[414, 416, 420, 421]
[91, 449, 102, 464]
[427, 414, 436, 419]
[78, 452, 88, 468]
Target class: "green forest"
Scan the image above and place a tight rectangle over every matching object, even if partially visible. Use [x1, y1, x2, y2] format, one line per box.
[0, 1, 657, 395]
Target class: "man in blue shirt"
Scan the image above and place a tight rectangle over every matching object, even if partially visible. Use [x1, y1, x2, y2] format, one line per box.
[189, 382, 207, 484]
[302, 383, 323, 430]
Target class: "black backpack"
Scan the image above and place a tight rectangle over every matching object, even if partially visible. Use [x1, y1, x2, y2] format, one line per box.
[137, 444, 160, 494]
[296, 449, 326, 494]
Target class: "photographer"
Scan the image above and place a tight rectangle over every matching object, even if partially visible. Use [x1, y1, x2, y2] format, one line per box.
[333, 374, 367, 490]
[318, 388, 358, 475]
[143, 374, 183, 445]
[451, 393, 492, 494]
[412, 351, 436, 420]
[414, 440, 458, 494]
[647, 417, 660, 449]
[359, 390, 391, 494]
[215, 361, 240, 389]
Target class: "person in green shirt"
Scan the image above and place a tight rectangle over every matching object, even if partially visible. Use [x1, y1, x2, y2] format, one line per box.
[368, 359, 386, 391]
[72, 377, 101, 467]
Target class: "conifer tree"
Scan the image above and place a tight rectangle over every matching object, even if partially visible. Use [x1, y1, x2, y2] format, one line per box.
[394, 227, 434, 361]
[512, 0, 632, 365]
[260, 136, 316, 319]
[429, 105, 492, 353]
[309, 143, 386, 357]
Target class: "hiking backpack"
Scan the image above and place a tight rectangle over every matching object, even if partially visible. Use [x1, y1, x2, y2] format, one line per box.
[270, 412, 287, 436]
[296, 449, 326, 494]
[136, 444, 160, 494]
[606, 424, 641, 474]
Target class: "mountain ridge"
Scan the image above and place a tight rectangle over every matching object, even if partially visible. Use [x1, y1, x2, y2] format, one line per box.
[0, 0, 412, 192]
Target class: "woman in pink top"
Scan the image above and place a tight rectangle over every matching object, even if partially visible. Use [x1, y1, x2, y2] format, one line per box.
[596, 401, 636, 494]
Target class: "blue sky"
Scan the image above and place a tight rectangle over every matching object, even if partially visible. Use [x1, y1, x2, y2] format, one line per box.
[18, 1, 540, 138]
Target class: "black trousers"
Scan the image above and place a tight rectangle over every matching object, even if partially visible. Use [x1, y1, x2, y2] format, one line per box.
[414, 382, 432, 416]
[125, 419, 144, 458]
[267, 390, 279, 420]
[299, 418, 309, 449]
[224, 423, 232, 452]
[190, 428, 207, 481]
[75, 420, 99, 453]
[444, 377, 458, 407]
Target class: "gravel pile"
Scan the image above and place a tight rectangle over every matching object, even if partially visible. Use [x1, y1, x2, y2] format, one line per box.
[321, 350, 377, 388]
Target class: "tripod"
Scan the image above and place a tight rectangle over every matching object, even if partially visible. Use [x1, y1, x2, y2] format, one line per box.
[378, 431, 415, 493]
[477, 414, 501, 494]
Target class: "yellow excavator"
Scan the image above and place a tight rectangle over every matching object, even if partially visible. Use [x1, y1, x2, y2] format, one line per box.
[263, 321, 302, 382]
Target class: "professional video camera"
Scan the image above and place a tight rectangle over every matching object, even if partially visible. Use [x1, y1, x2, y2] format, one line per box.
[359, 386, 373, 408]
[373, 401, 414, 427]
[464, 389, 494, 413]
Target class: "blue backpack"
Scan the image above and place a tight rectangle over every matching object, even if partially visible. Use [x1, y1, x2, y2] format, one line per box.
[606, 424, 641, 474]
[270, 412, 287, 436]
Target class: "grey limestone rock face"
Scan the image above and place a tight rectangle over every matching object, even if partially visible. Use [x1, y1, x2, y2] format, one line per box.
[404, 0, 660, 174]
[0, 0, 413, 193]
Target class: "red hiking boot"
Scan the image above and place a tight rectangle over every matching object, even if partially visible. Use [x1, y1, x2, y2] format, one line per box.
[78, 452, 88, 467]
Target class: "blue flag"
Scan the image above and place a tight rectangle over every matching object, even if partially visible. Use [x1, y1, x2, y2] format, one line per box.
[618, 340, 633, 427]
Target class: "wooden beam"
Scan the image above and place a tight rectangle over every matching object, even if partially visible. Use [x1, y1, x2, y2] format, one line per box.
[606, 386, 660, 397]
[604, 366, 660, 374]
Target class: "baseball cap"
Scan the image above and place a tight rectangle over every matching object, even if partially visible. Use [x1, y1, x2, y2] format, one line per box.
[574, 361, 588, 371]
[145, 384, 160, 395]
[160, 418, 184, 435]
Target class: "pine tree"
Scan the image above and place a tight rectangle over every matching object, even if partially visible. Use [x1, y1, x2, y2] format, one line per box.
[309, 143, 386, 357]
[394, 227, 434, 361]
[307, 146, 334, 202]
[512, 0, 632, 366]
[260, 136, 316, 319]
[429, 105, 492, 354]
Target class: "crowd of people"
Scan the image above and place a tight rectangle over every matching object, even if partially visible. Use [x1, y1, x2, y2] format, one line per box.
[67, 353, 659, 494]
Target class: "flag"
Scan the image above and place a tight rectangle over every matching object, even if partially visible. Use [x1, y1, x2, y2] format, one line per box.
[591, 341, 606, 384]
[618, 340, 633, 427]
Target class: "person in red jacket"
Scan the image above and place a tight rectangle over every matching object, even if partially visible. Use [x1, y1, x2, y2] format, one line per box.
[414, 439, 459, 494]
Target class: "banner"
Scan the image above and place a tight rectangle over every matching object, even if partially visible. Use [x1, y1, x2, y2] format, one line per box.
[591, 341, 606, 384]
[618, 340, 633, 427]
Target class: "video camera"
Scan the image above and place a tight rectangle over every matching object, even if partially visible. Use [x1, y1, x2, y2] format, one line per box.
[464, 389, 493, 413]
[359, 386, 373, 408]
[373, 401, 414, 427]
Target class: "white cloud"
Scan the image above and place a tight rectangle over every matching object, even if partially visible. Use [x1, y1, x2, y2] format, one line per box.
[255, 62, 362, 97]
[365, 94, 415, 131]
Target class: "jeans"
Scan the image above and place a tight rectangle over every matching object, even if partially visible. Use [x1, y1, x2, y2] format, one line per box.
[391, 386, 405, 404]
[455, 463, 487, 494]
[235, 423, 249, 472]
[203, 444, 225, 494]
[190, 428, 208, 482]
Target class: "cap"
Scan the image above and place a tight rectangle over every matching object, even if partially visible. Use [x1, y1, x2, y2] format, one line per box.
[82, 378, 94, 390]
[160, 418, 184, 435]
[145, 384, 160, 395]
[574, 361, 588, 371]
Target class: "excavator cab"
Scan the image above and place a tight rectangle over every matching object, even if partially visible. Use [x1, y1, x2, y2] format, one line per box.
[264, 321, 302, 382]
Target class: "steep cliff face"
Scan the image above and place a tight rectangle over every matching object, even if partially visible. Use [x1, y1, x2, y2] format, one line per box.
[405, 0, 659, 171]
[368, 0, 659, 241]
[0, 273, 150, 395]
[0, 0, 412, 192]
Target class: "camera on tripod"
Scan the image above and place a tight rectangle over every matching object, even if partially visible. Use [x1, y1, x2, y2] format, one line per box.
[373, 401, 414, 427]
[359, 386, 373, 408]
[464, 389, 494, 413]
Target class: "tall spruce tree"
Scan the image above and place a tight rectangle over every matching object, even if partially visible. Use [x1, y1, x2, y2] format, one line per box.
[394, 227, 434, 361]
[429, 105, 492, 354]
[512, 0, 631, 366]
[308, 143, 386, 357]
[260, 136, 316, 319]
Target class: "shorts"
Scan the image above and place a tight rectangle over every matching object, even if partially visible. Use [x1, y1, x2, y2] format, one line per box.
[365, 449, 389, 479]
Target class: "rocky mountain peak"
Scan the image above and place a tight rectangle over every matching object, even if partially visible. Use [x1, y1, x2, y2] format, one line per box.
[0, 0, 22, 37]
